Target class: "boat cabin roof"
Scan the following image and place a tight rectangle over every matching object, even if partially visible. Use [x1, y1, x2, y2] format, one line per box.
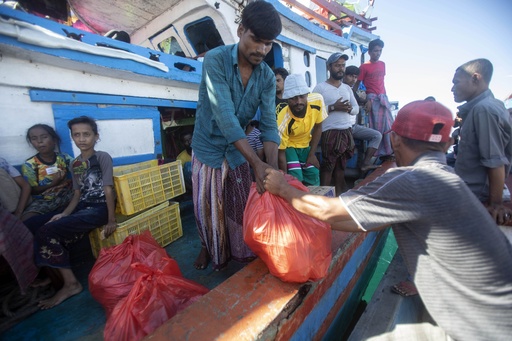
[12, 0, 377, 42]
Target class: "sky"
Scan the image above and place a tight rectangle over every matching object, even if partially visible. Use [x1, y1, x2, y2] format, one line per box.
[369, 0, 512, 113]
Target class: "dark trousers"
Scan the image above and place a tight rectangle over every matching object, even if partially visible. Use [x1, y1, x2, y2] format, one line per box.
[25, 202, 108, 268]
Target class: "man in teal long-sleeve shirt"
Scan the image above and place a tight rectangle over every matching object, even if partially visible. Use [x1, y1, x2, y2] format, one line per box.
[191, 1, 282, 270]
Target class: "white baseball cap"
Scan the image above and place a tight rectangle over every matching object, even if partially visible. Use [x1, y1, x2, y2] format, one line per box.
[282, 74, 309, 100]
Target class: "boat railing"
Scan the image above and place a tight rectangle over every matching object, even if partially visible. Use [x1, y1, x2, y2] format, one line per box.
[281, 0, 377, 35]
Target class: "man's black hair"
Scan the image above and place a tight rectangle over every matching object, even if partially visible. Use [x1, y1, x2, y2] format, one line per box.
[274, 67, 289, 79]
[241, 1, 282, 40]
[345, 65, 360, 76]
[248, 120, 260, 129]
[26, 124, 62, 146]
[457, 58, 493, 84]
[368, 38, 384, 52]
[68, 116, 98, 135]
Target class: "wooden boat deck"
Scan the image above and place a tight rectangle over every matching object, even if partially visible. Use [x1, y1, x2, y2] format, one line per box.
[147, 162, 396, 341]
[1, 162, 396, 341]
[0, 199, 244, 341]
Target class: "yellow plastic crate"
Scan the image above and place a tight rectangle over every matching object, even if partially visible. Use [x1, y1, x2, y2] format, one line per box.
[113, 159, 158, 176]
[114, 160, 185, 215]
[89, 201, 183, 258]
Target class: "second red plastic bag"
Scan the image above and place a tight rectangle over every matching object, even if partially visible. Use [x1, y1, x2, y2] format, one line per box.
[104, 263, 209, 341]
[88, 230, 182, 318]
[243, 175, 332, 283]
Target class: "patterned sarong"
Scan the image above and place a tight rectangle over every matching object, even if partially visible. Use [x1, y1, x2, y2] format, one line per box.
[320, 128, 355, 172]
[0, 207, 38, 294]
[191, 156, 255, 270]
[367, 93, 394, 157]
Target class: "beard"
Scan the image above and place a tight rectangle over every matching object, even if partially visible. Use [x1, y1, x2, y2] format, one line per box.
[291, 105, 307, 118]
[331, 72, 344, 81]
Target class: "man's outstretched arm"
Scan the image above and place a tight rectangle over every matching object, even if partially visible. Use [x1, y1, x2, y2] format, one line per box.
[263, 168, 364, 232]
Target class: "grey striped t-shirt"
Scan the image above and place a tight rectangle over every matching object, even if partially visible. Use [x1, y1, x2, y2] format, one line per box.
[341, 151, 512, 341]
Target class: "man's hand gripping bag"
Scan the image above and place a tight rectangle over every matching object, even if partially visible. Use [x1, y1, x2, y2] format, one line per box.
[243, 175, 332, 283]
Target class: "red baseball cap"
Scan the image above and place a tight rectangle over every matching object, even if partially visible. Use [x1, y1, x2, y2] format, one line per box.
[389, 100, 454, 142]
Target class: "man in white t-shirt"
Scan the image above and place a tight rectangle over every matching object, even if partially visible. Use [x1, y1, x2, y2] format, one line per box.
[313, 53, 358, 195]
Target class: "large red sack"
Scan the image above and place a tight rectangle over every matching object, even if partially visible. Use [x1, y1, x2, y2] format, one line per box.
[104, 263, 209, 341]
[88, 231, 181, 317]
[243, 175, 332, 283]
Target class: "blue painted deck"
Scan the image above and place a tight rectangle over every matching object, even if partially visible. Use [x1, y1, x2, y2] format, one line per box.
[0, 198, 244, 341]
[1, 165, 395, 341]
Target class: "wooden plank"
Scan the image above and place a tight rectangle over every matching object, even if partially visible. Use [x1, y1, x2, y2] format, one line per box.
[309, 0, 373, 26]
[280, 0, 343, 32]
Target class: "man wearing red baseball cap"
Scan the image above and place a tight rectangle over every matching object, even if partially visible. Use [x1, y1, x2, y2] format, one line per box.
[263, 100, 512, 340]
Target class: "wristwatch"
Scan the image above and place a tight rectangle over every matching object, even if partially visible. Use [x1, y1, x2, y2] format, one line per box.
[329, 105, 335, 112]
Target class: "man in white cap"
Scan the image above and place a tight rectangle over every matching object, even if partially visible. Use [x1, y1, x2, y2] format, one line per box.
[276, 74, 327, 186]
[264, 100, 512, 341]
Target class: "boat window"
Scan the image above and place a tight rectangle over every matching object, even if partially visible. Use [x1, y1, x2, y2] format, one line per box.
[263, 43, 284, 69]
[305, 71, 312, 87]
[303, 51, 310, 67]
[185, 17, 224, 55]
[158, 36, 184, 55]
[315, 56, 328, 85]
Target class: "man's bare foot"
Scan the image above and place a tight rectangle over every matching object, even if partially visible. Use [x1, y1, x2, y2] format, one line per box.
[194, 247, 210, 270]
[38, 281, 83, 309]
[30, 277, 52, 288]
[361, 164, 381, 173]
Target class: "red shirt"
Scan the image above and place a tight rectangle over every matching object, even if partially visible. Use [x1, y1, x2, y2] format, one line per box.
[358, 60, 386, 95]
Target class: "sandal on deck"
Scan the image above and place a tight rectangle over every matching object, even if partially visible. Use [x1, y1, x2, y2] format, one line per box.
[391, 280, 418, 297]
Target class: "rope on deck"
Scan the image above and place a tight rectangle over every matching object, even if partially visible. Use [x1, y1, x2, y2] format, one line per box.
[0, 279, 55, 333]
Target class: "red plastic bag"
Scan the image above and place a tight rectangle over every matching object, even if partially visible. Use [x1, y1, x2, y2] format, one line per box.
[104, 263, 209, 341]
[88, 231, 181, 317]
[243, 175, 332, 283]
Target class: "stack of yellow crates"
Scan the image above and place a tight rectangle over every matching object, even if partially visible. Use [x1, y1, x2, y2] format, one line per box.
[89, 159, 186, 258]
